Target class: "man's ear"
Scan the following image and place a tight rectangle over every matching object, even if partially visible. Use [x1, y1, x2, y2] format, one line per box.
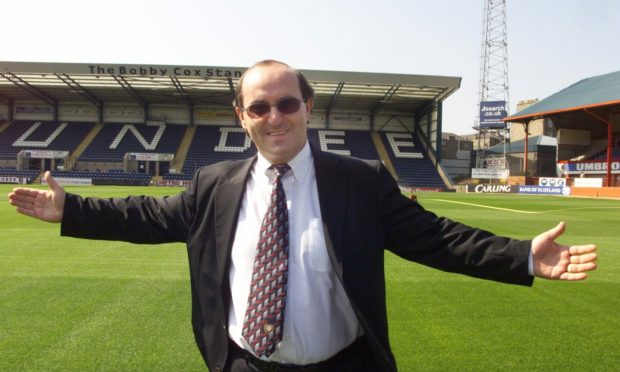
[305, 97, 314, 115]
[235, 106, 245, 124]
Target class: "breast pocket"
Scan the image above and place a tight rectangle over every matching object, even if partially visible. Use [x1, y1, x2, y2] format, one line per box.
[302, 218, 333, 272]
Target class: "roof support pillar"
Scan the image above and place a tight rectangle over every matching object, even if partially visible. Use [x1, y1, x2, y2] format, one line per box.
[6, 99, 14, 121]
[370, 113, 375, 132]
[584, 108, 614, 187]
[370, 84, 399, 133]
[436, 101, 443, 163]
[523, 121, 530, 178]
[325, 82, 344, 130]
[228, 78, 239, 127]
[170, 76, 194, 126]
[608, 114, 613, 187]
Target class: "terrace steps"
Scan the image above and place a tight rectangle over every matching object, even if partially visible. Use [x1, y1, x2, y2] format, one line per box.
[371, 131, 399, 180]
[172, 126, 196, 173]
[66, 123, 103, 170]
[0, 122, 11, 135]
[33, 172, 43, 184]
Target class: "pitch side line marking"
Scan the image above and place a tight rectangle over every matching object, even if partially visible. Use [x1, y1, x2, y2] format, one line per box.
[427, 199, 536, 213]
[427, 199, 620, 214]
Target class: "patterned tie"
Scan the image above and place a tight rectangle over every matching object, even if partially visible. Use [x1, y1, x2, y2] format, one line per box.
[242, 163, 290, 357]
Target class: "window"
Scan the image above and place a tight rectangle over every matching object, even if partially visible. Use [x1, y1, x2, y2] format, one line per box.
[459, 141, 473, 151]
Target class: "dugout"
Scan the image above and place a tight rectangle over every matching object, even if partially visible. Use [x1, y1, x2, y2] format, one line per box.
[123, 152, 173, 176]
[504, 70, 620, 188]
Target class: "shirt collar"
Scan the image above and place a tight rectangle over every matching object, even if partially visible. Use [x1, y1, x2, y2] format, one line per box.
[255, 141, 313, 182]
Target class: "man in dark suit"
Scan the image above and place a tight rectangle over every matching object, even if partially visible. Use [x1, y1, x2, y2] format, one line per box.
[8, 60, 597, 371]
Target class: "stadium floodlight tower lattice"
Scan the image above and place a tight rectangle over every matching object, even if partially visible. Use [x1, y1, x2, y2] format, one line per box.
[474, 0, 510, 180]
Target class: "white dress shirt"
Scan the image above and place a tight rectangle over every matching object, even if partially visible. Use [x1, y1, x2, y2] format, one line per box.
[228, 142, 362, 364]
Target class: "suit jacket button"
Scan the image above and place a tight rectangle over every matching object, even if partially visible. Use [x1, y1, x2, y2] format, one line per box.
[214, 367, 221, 372]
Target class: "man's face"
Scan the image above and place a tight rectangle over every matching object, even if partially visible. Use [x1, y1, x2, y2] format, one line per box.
[236, 63, 313, 164]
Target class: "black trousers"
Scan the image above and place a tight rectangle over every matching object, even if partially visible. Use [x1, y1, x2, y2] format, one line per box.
[224, 337, 381, 372]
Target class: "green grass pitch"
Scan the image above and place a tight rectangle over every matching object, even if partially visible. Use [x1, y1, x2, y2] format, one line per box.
[1, 185, 618, 371]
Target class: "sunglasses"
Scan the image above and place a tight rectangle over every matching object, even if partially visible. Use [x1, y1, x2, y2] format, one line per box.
[241, 97, 306, 119]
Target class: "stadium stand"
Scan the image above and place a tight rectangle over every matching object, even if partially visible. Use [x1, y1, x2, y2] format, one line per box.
[50, 170, 151, 186]
[0, 61, 461, 188]
[155, 125, 446, 189]
[307, 129, 379, 160]
[170, 127, 383, 180]
[0, 120, 446, 189]
[179, 126, 257, 178]
[79, 122, 186, 162]
[0, 121, 94, 159]
[380, 132, 445, 188]
[0, 168, 39, 183]
[593, 147, 620, 160]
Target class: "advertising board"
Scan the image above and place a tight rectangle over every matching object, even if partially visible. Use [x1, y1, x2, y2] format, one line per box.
[472, 168, 509, 179]
[466, 184, 514, 193]
[538, 177, 566, 187]
[517, 185, 571, 196]
[479, 101, 507, 129]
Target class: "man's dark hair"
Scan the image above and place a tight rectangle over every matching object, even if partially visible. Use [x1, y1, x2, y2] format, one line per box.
[233, 60, 314, 109]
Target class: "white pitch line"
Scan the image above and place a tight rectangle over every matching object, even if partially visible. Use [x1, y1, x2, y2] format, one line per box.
[427, 199, 620, 214]
[427, 199, 536, 214]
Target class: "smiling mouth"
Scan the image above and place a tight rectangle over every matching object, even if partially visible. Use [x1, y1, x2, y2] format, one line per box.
[268, 129, 288, 136]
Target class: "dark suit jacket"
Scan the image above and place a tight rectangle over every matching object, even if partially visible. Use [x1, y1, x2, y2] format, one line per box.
[61, 147, 533, 371]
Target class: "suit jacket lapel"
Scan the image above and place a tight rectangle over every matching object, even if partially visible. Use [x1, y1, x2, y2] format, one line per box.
[211, 147, 348, 277]
[312, 147, 348, 270]
[214, 157, 256, 283]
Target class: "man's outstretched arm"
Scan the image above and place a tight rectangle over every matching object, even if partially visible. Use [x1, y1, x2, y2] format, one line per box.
[8, 171, 65, 223]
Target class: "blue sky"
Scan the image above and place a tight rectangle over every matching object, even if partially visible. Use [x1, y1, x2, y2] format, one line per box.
[3, 0, 619, 134]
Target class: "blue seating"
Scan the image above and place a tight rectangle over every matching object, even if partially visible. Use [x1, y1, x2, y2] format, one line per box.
[179, 127, 379, 177]
[178, 127, 444, 188]
[182, 126, 257, 176]
[0, 121, 94, 159]
[380, 132, 445, 189]
[0, 168, 40, 184]
[79, 123, 186, 162]
[593, 147, 620, 160]
[0, 121, 447, 189]
[162, 173, 193, 181]
[308, 129, 378, 159]
[51, 170, 151, 186]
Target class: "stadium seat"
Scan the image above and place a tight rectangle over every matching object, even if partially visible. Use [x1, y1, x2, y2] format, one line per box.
[380, 132, 445, 189]
[0, 121, 94, 159]
[79, 123, 185, 162]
